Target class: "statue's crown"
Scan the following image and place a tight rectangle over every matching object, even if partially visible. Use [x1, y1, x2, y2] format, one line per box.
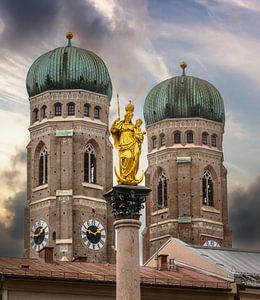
[125, 101, 134, 113]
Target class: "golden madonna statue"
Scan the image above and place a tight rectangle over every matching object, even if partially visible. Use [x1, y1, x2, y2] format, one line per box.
[111, 100, 146, 185]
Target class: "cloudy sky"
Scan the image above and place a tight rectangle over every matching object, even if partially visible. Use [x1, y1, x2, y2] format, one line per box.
[0, 0, 260, 256]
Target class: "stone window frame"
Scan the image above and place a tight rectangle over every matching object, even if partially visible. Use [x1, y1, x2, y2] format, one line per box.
[186, 131, 194, 144]
[39, 145, 48, 186]
[84, 143, 97, 184]
[94, 106, 101, 119]
[84, 103, 90, 117]
[211, 134, 217, 147]
[173, 131, 181, 144]
[157, 172, 167, 209]
[67, 102, 75, 116]
[202, 170, 214, 206]
[160, 133, 166, 147]
[151, 136, 157, 149]
[54, 102, 62, 116]
[202, 132, 208, 145]
[33, 108, 39, 123]
[41, 105, 47, 119]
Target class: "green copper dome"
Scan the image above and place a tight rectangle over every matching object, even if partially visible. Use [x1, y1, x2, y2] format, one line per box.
[26, 34, 112, 99]
[144, 65, 225, 125]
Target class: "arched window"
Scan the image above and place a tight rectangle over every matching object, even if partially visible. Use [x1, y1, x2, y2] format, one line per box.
[41, 105, 47, 119]
[152, 136, 157, 149]
[202, 170, 213, 206]
[202, 132, 208, 145]
[33, 108, 39, 122]
[84, 144, 96, 183]
[54, 103, 62, 116]
[211, 134, 217, 147]
[174, 132, 181, 144]
[160, 134, 166, 146]
[94, 106, 100, 119]
[39, 146, 48, 185]
[187, 132, 193, 144]
[67, 102, 75, 116]
[84, 103, 90, 117]
[158, 172, 167, 209]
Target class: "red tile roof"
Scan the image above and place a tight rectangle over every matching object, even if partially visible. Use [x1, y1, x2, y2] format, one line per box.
[0, 257, 230, 290]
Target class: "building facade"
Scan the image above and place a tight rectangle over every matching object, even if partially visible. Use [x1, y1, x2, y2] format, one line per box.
[24, 34, 115, 263]
[142, 63, 232, 263]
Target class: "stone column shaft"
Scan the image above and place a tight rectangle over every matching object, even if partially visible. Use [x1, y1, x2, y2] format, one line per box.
[115, 219, 141, 300]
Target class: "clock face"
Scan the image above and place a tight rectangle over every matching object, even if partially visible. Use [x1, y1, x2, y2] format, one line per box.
[30, 220, 49, 252]
[81, 219, 106, 250]
[203, 240, 220, 247]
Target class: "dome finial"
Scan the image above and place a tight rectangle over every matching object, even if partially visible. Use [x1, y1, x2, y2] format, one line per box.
[66, 32, 73, 47]
[180, 61, 187, 76]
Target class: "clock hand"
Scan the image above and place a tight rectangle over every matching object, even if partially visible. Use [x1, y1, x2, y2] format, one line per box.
[34, 227, 44, 237]
[86, 228, 101, 235]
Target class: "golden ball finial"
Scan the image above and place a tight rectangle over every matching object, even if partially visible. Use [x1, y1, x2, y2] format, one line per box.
[180, 61, 187, 75]
[66, 32, 73, 40]
[125, 100, 135, 113]
[180, 61, 187, 70]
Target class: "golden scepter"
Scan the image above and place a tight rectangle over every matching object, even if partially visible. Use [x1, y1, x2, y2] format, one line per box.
[117, 93, 120, 119]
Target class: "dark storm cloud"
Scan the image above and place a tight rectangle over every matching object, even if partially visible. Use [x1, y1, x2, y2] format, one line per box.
[0, 0, 61, 51]
[62, 0, 113, 48]
[0, 191, 25, 257]
[229, 175, 260, 249]
[0, 148, 26, 257]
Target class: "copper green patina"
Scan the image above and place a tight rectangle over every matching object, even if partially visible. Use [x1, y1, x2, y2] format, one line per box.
[143, 67, 225, 125]
[26, 38, 112, 100]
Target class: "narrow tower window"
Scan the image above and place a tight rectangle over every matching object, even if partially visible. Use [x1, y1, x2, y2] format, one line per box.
[160, 134, 166, 146]
[202, 170, 213, 206]
[158, 172, 167, 209]
[202, 132, 208, 145]
[187, 132, 193, 144]
[152, 136, 157, 149]
[41, 105, 47, 119]
[94, 106, 100, 119]
[174, 132, 181, 144]
[54, 103, 62, 116]
[84, 103, 90, 117]
[39, 146, 48, 185]
[33, 108, 39, 122]
[84, 144, 96, 183]
[211, 135, 217, 147]
[67, 102, 75, 116]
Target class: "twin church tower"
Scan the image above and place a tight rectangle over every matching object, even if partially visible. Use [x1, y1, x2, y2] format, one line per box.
[24, 34, 231, 263]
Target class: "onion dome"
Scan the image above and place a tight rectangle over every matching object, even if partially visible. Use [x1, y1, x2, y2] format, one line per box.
[143, 62, 225, 125]
[26, 32, 112, 100]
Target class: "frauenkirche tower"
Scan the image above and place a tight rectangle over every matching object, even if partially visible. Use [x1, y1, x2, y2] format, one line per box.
[24, 33, 115, 262]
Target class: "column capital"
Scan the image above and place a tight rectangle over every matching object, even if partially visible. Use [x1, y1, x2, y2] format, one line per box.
[104, 184, 151, 220]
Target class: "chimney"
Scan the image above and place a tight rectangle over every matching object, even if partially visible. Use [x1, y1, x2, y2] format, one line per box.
[158, 254, 168, 270]
[39, 247, 54, 263]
